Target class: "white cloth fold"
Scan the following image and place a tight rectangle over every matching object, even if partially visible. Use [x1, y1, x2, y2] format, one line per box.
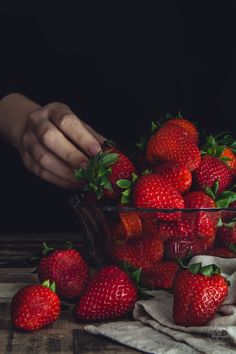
[86, 256, 236, 354]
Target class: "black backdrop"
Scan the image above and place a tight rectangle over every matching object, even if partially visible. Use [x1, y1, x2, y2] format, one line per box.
[0, 1, 236, 231]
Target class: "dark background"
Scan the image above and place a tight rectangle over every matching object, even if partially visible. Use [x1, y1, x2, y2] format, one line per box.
[0, 1, 236, 231]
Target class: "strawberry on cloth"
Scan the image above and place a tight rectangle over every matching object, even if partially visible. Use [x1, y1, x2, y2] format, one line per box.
[84, 255, 236, 354]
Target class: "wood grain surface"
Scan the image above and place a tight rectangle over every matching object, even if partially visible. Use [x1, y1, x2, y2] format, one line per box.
[0, 234, 142, 354]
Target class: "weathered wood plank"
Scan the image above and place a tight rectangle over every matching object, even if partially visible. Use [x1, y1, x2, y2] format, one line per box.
[73, 329, 142, 354]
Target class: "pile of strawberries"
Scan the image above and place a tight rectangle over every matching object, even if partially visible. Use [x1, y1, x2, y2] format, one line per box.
[11, 114, 236, 330]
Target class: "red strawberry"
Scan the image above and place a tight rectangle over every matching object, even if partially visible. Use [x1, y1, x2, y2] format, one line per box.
[165, 237, 208, 260]
[74, 265, 137, 322]
[193, 155, 232, 195]
[165, 116, 199, 145]
[133, 174, 184, 221]
[146, 123, 201, 171]
[173, 263, 228, 326]
[38, 247, 89, 300]
[153, 162, 192, 193]
[110, 212, 143, 241]
[222, 200, 236, 222]
[11, 280, 61, 331]
[216, 222, 236, 247]
[184, 191, 216, 209]
[157, 212, 216, 247]
[75, 149, 136, 201]
[142, 261, 180, 289]
[184, 190, 219, 227]
[141, 214, 167, 240]
[112, 236, 164, 271]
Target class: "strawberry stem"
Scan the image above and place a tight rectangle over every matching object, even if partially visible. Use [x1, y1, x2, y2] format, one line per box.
[42, 242, 54, 256]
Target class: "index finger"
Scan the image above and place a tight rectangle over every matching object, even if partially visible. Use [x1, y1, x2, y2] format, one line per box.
[47, 103, 102, 157]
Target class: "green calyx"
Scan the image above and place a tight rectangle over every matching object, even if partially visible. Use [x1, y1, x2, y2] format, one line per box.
[42, 242, 55, 256]
[116, 173, 138, 205]
[188, 263, 221, 277]
[74, 150, 119, 199]
[229, 243, 236, 254]
[201, 132, 236, 165]
[205, 180, 236, 208]
[42, 280, 56, 293]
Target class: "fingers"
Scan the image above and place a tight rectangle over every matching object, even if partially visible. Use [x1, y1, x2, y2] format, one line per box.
[29, 117, 89, 168]
[22, 130, 79, 185]
[21, 150, 77, 189]
[46, 103, 102, 157]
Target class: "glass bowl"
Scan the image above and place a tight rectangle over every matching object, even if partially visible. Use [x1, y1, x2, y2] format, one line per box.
[69, 194, 236, 267]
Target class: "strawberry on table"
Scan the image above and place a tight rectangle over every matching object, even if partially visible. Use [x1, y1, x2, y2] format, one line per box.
[11, 280, 61, 331]
[173, 263, 229, 326]
[193, 155, 232, 195]
[133, 173, 184, 221]
[74, 265, 137, 322]
[38, 245, 89, 300]
[142, 261, 180, 290]
[112, 236, 164, 271]
[146, 123, 201, 171]
[153, 162, 192, 193]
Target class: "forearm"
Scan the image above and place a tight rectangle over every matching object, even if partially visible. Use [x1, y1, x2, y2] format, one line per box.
[0, 93, 41, 148]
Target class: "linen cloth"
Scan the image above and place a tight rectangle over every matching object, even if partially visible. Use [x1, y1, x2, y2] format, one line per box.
[85, 256, 236, 354]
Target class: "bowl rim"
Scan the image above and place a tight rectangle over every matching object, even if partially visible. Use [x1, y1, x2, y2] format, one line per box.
[71, 195, 236, 213]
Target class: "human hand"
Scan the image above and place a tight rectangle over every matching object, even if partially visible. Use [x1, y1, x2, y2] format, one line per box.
[19, 102, 104, 189]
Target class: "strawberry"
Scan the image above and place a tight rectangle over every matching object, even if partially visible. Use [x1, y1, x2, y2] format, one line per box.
[142, 261, 180, 290]
[173, 263, 228, 326]
[11, 280, 61, 331]
[75, 149, 136, 201]
[156, 212, 216, 247]
[165, 237, 208, 261]
[74, 265, 137, 322]
[222, 200, 236, 222]
[153, 162, 192, 193]
[111, 212, 143, 240]
[141, 214, 166, 240]
[201, 133, 236, 175]
[112, 236, 164, 271]
[133, 174, 184, 221]
[193, 155, 232, 195]
[146, 123, 201, 171]
[184, 191, 216, 209]
[216, 222, 236, 247]
[38, 246, 89, 300]
[165, 114, 199, 145]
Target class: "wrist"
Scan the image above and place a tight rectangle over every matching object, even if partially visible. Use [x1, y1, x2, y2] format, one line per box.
[0, 93, 41, 148]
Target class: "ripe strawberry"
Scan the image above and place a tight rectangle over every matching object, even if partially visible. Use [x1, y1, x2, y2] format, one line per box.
[222, 200, 236, 222]
[184, 190, 219, 227]
[173, 263, 228, 326]
[111, 212, 143, 240]
[133, 174, 184, 221]
[165, 115, 199, 145]
[146, 123, 201, 171]
[141, 214, 167, 240]
[74, 265, 137, 322]
[112, 236, 164, 271]
[216, 222, 236, 247]
[142, 261, 180, 290]
[38, 247, 89, 300]
[207, 247, 236, 258]
[165, 237, 208, 260]
[153, 162, 192, 193]
[184, 191, 216, 209]
[193, 155, 232, 195]
[201, 134, 236, 175]
[75, 149, 136, 201]
[157, 212, 216, 247]
[11, 280, 61, 331]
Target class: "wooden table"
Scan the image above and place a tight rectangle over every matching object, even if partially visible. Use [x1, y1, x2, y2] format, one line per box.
[0, 233, 141, 354]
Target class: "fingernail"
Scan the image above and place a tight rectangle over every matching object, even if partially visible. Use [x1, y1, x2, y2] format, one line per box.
[89, 144, 101, 156]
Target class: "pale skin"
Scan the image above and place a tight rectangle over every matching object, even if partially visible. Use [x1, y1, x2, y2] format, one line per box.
[0, 93, 104, 189]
